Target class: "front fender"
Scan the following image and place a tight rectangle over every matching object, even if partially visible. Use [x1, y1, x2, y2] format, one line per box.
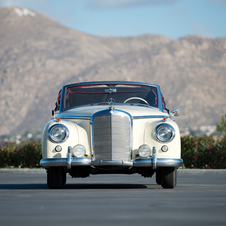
[144, 119, 181, 159]
[42, 119, 90, 159]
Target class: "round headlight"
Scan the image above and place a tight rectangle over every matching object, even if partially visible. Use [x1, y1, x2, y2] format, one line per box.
[155, 124, 175, 142]
[72, 144, 86, 157]
[48, 124, 69, 143]
[138, 144, 152, 158]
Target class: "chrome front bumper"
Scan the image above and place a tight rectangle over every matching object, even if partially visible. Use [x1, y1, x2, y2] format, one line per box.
[133, 158, 183, 168]
[40, 158, 183, 169]
[40, 157, 92, 168]
[40, 146, 183, 169]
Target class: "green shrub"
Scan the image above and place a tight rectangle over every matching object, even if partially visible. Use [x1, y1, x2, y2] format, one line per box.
[0, 141, 42, 168]
[1, 136, 226, 169]
[181, 136, 226, 169]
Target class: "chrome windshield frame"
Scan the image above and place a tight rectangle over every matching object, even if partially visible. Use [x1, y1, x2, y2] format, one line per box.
[59, 81, 164, 113]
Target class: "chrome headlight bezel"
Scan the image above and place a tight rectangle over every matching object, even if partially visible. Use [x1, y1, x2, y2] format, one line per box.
[155, 123, 175, 143]
[48, 124, 69, 143]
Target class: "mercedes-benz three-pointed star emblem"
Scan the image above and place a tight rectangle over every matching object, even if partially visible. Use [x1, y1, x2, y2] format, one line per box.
[108, 98, 115, 105]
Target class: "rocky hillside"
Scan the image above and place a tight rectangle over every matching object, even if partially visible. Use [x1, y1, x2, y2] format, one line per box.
[0, 6, 226, 136]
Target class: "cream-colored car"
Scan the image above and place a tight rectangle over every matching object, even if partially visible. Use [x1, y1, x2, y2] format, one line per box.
[40, 81, 182, 189]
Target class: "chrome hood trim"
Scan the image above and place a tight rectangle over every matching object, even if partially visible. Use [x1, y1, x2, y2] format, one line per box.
[55, 105, 168, 120]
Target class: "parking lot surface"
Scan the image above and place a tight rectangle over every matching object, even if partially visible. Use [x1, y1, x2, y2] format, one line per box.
[0, 170, 225, 226]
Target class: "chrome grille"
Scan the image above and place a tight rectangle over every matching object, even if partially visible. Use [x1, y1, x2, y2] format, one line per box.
[92, 109, 131, 161]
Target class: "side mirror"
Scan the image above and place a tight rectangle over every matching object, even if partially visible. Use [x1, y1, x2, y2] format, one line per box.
[170, 109, 180, 117]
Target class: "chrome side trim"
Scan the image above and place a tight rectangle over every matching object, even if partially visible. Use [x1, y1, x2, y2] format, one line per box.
[133, 115, 169, 119]
[133, 158, 183, 167]
[58, 115, 169, 120]
[57, 116, 91, 120]
[91, 160, 133, 167]
[40, 158, 91, 168]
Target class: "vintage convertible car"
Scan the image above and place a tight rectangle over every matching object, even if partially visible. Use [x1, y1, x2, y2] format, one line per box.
[40, 81, 183, 189]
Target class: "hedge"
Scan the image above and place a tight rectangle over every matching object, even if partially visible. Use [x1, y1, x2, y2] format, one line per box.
[181, 136, 226, 169]
[0, 136, 226, 168]
[0, 141, 42, 168]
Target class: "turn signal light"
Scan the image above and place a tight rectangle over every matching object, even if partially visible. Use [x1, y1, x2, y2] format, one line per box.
[163, 117, 166, 122]
[57, 117, 61, 122]
[55, 145, 62, 152]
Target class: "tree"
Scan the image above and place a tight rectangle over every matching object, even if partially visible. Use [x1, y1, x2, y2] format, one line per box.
[216, 115, 226, 135]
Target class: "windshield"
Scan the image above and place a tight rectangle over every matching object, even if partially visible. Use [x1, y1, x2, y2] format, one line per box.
[64, 84, 158, 109]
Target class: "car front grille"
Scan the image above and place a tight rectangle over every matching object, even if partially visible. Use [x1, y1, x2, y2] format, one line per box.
[92, 109, 131, 161]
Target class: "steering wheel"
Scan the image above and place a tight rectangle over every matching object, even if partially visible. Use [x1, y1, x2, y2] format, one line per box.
[124, 97, 149, 105]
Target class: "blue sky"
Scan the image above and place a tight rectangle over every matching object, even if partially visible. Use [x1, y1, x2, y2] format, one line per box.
[1, 0, 226, 39]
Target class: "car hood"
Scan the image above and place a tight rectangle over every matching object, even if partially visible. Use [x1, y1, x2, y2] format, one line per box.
[56, 105, 167, 118]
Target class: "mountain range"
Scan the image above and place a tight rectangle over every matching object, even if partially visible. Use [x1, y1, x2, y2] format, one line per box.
[0, 6, 226, 136]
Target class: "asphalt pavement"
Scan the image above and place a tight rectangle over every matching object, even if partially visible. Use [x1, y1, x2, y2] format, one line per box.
[0, 169, 225, 226]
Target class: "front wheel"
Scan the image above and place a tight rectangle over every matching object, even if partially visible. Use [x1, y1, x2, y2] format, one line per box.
[47, 167, 65, 189]
[161, 167, 177, 189]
